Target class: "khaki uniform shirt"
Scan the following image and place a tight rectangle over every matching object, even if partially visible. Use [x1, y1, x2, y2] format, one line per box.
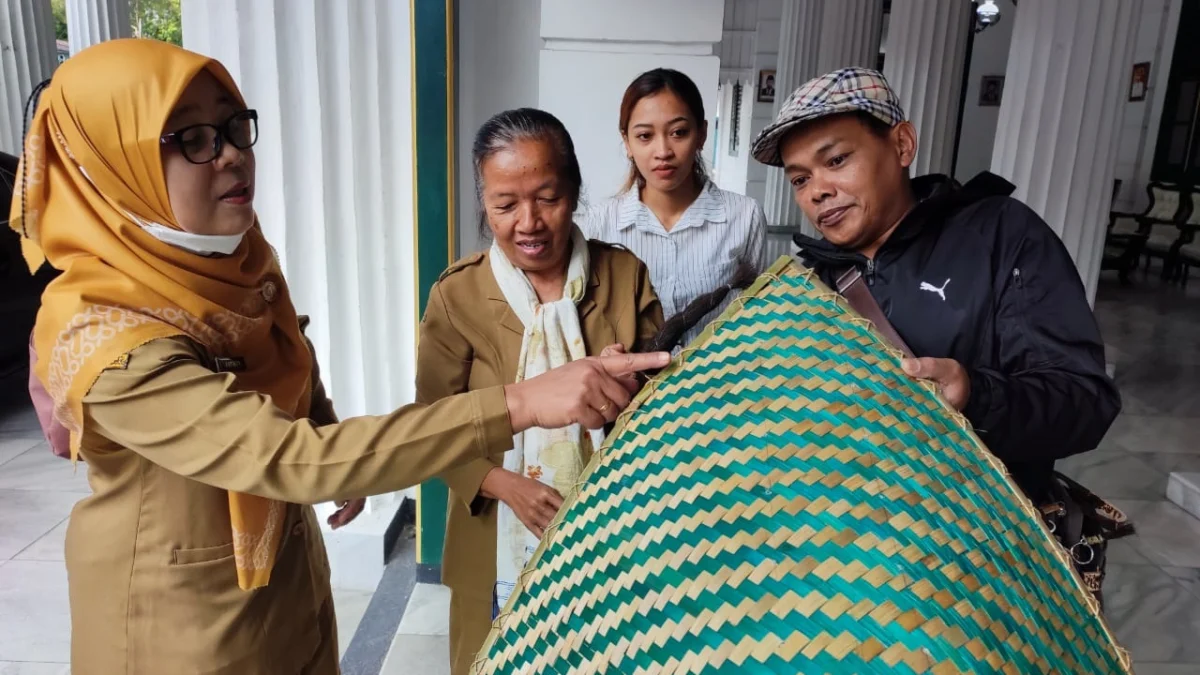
[68, 323, 513, 675]
[415, 241, 663, 674]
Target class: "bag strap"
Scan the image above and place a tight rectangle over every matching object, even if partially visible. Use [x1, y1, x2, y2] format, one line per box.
[1053, 471, 1136, 539]
[831, 266, 916, 359]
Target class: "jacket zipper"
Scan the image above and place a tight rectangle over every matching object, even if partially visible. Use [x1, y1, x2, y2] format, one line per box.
[1010, 267, 1049, 362]
[866, 258, 876, 286]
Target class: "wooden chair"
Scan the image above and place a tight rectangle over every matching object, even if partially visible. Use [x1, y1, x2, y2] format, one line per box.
[1141, 184, 1192, 278]
[1106, 182, 1186, 283]
[1170, 191, 1200, 285]
[1177, 235, 1198, 285]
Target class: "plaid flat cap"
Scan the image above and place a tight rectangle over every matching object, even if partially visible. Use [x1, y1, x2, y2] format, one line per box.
[751, 67, 906, 166]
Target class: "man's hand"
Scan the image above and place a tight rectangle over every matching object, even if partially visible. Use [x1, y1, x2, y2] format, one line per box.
[901, 357, 971, 411]
[327, 498, 366, 530]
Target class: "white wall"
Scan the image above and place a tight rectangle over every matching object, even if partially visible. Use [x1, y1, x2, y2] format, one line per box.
[954, 0, 1016, 181]
[540, 53, 721, 201]
[713, 0, 764, 195]
[1114, 0, 1183, 211]
[455, 0, 542, 256]
[540, 0, 724, 45]
[538, 0, 723, 202]
[744, 0, 782, 205]
[955, 0, 1181, 196]
[457, 1, 725, 224]
[715, 81, 749, 193]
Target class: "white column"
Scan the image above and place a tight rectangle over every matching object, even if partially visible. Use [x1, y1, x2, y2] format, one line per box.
[66, 0, 130, 55]
[990, 0, 1141, 304]
[763, 0, 823, 229]
[536, 0, 724, 199]
[0, 0, 57, 155]
[883, 0, 971, 176]
[761, 0, 882, 233]
[816, 0, 884, 74]
[183, 0, 417, 588]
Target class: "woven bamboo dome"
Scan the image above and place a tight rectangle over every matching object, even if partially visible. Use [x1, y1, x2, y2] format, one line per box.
[472, 257, 1131, 675]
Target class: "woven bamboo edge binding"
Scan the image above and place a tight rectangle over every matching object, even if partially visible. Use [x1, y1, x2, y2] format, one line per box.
[470, 255, 1133, 674]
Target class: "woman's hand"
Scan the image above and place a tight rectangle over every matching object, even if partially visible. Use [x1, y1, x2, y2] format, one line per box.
[327, 498, 366, 529]
[481, 467, 563, 538]
[503, 351, 668, 432]
[598, 343, 643, 392]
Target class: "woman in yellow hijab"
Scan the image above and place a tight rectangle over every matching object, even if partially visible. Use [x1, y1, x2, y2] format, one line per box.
[11, 39, 666, 675]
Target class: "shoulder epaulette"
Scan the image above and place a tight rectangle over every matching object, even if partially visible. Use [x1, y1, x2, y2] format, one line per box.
[437, 251, 487, 283]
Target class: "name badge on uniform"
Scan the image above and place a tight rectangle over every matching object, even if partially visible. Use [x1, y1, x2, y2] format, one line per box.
[214, 356, 247, 373]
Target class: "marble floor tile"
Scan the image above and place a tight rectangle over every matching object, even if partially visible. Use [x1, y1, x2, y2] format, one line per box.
[0, 448, 90, 494]
[0, 491, 81, 561]
[1140, 452, 1200, 476]
[1161, 566, 1200, 600]
[396, 583, 450, 637]
[1112, 499, 1200, 568]
[1114, 365, 1200, 418]
[1134, 665, 1200, 675]
[0, 409, 43, 437]
[1167, 472, 1200, 521]
[1107, 537, 1154, 566]
[379, 634, 449, 675]
[1105, 415, 1200, 455]
[0, 561, 72, 664]
[1057, 447, 1169, 501]
[0, 437, 42, 468]
[0, 663, 70, 675]
[333, 589, 374, 659]
[14, 520, 67, 563]
[1104, 563, 1200, 664]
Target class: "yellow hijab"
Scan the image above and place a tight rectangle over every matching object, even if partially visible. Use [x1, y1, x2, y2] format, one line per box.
[9, 39, 313, 591]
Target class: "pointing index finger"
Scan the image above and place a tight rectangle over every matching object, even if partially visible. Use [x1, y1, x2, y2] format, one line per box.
[600, 351, 670, 375]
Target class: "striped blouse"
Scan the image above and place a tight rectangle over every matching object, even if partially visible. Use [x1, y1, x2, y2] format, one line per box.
[580, 181, 768, 347]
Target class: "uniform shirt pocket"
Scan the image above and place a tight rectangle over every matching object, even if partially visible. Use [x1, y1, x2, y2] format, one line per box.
[171, 541, 235, 565]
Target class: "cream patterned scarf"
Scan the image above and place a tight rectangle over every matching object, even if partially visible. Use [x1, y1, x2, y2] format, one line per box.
[490, 226, 604, 610]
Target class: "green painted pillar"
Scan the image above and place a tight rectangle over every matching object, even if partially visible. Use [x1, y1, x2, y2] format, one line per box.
[412, 0, 455, 580]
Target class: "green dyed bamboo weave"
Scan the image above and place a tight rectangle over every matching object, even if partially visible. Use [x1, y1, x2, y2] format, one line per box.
[472, 256, 1131, 675]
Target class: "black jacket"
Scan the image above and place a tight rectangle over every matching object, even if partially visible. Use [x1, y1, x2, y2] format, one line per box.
[795, 172, 1120, 500]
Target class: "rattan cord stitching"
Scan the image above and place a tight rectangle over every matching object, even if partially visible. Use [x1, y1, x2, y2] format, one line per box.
[727, 264, 1119, 663]
[471, 271, 778, 673]
[798, 262, 1125, 666]
[472, 256, 1130, 672]
[605, 288, 765, 450]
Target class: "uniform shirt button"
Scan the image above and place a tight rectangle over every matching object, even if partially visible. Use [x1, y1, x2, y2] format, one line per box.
[262, 280, 279, 303]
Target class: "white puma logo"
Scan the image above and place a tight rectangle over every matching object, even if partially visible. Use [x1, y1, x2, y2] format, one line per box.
[920, 278, 950, 302]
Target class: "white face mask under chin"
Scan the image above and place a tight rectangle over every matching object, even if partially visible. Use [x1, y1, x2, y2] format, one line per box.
[140, 221, 246, 257]
[72, 163, 247, 257]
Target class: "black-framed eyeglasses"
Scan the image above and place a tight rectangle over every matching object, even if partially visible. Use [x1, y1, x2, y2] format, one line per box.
[160, 109, 259, 164]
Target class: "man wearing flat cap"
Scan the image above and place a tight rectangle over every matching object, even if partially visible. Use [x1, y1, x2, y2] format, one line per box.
[751, 68, 1119, 507]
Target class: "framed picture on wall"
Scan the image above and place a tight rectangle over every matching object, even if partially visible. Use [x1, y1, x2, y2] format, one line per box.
[979, 75, 1004, 107]
[757, 69, 776, 103]
[1130, 62, 1150, 102]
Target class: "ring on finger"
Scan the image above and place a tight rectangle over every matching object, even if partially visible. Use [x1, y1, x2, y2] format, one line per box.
[598, 403, 611, 413]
